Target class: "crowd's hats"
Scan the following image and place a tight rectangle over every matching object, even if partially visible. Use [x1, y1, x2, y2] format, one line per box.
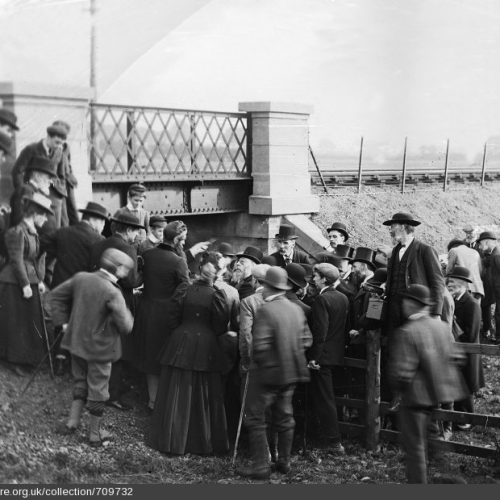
[149, 215, 168, 227]
[300, 263, 313, 279]
[446, 266, 473, 283]
[352, 247, 376, 268]
[25, 156, 57, 177]
[47, 120, 70, 139]
[236, 245, 263, 264]
[401, 284, 432, 306]
[369, 267, 388, 285]
[0, 109, 19, 131]
[128, 183, 147, 196]
[463, 224, 475, 233]
[218, 242, 235, 257]
[312, 251, 342, 267]
[79, 201, 109, 220]
[383, 212, 421, 227]
[251, 264, 271, 281]
[286, 263, 308, 288]
[275, 224, 298, 240]
[314, 262, 340, 283]
[326, 222, 349, 241]
[262, 255, 277, 266]
[476, 231, 497, 243]
[110, 211, 145, 230]
[261, 267, 292, 291]
[22, 192, 54, 215]
[336, 244, 355, 261]
[0, 131, 12, 154]
[447, 238, 465, 251]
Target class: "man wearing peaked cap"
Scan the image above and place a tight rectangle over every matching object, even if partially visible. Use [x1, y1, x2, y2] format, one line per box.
[270, 224, 312, 269]
[137, 215, 168, 257]
[327, 222, 349, 254]
[234, 246, 264, 300]
[40, 201, 109, 375]
[477, 231, 500, 341]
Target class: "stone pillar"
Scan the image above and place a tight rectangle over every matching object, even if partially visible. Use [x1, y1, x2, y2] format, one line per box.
[0, 82, 93, 208]
[238, 101, 319, 215]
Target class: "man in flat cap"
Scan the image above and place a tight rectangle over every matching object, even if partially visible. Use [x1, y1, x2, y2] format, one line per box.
[137, 215, 167, 257]
[270, 224, 312, 268]
[477, 231, 500, 341]
[327, 222, 349, 254]
[462, 224, 479, 251]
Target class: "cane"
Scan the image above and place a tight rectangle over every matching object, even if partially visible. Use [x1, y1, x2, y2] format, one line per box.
[232, 370, 250, 467]
[19, 327, 65, 398]
[302, 383, 308, 455]
[35, 291, 54, 378]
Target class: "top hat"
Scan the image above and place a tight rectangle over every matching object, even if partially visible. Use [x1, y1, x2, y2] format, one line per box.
[128, 183, 147, 196]
[314, 262, 340, 283]
[447, 238, 465, 251]
[22, 192, 54, 215]
[110, 211, 145, 230]
[236, 246, 263, 264]
[352, 247, 376, 268]
[446, 266, 473, 283]
[401, 284, 432, 306]
[275, 224, 298, 240]
[25, 157, 57, 177]
[251, 264, 271, 281]
[0, 109, 19, 131]
[286, 263, 308, 288]
[0, 131, 12, 154]
[149, 215, 168, 227]
[336, 244, 355, 261]
[326, 222, 349, 241]
[47, 120, 70, 139]
[369, 267, 388, 285]
[261, 267, 292, 291]
[476, 231, 497, 243]
[79, 201, 109, 220]
[218, 242, 235, 257]
[383, 212, 421, 227]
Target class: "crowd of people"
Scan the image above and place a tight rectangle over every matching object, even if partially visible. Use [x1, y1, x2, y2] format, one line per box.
[0, 108, 498, 484]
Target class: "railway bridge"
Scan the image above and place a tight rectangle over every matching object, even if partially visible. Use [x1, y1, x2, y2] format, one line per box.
[0, 83, 329, 256]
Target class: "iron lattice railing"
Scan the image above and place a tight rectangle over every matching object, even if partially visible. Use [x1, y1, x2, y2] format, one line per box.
[88, 103, 250, 182]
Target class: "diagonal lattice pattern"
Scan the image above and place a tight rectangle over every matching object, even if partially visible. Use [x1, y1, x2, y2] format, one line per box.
[88, 103, 250, 181]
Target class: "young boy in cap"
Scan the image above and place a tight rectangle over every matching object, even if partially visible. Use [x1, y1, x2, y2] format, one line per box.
[115, 183, 150, 245]
[49, 248, 135, 447]
[137, 215, 167, 256]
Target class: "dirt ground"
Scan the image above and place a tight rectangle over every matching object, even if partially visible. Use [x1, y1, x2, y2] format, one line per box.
[1, 183, 500, 484]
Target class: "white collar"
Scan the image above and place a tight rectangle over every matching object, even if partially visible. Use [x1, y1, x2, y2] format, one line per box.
[265, 292, 286, 302]
[99, 268, 118, 283]
[148, 233, 159, 244]
[23, 218, 36, 232]
[126, 203, 138, 212]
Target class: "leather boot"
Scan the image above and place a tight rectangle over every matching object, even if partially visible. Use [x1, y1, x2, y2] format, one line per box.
[89, 415, 112, 448]
[66, 399, 85, 431]
[266, 427, 278, 463]
[235, 429, 270, 479]
[275, 429, 294, 474]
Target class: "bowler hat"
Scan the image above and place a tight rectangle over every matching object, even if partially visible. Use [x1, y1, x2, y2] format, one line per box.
[286, 263, 307, 288]
[369, 268, 388, 285]
[218, 242, 235, 257]
[128, 183, 147, 196]
[476, 231, 497, 243]
[401, 284, 432, 306]
[110, 211, 145, 230]
[262, 255, 277, 266]
[0, 109, 19, 131]
[25, 157, 57, 177]
[0, 131, 12, 154]
[383, 212, 421, 227]
[79, 201, 109, 220]
[462, 224, 475, 233]
[352, 247, 376, 269]
[314, 263, 340, 283]
[149, 215, 168, 227]
[336, 244, 355, 261]
[300, 263, 313, 279]
[22, 192, 54, 215]
[251, 264, 271, 281]
[47, 120, 70, 139]
[327, 222, 349, 241]
[275, 224, 298, 240]
[446, 266, 473, 283]
[261, 267, 292, 291]
[236, 246, 263, 264]
[447, 238, 465, 251]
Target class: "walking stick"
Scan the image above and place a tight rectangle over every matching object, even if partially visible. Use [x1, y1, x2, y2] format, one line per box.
[302, 383, 308, 455]
[19, 327, 65, 398]
[232, 370, 250, 467]
[35, 291, 54, 378]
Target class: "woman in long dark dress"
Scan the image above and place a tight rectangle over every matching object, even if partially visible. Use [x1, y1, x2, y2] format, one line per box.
[0, 193, 53, 376]
[147, 251, 230, 455]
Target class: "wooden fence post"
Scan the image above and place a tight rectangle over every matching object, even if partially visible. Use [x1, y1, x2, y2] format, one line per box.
[357, 136, 364, 194]
[443, 139, 450, 192]
[401, 136, 408, 194]
[365, 329, 381, 452]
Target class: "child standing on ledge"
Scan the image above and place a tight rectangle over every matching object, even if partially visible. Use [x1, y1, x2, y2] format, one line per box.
[115, 183, 150, 245]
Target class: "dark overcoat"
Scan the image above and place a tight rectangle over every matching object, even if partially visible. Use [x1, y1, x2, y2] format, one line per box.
[270, 247, 312, 268]
[235, 274, 257, 300]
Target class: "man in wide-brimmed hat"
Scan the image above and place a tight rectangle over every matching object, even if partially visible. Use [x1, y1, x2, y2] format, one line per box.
[477, 231, 500, 341]
[326, 222, 349, 254]
[234, 245, 264, 300]
[235, 267, 312, 480]
[269, 224, 311, 268]
[0, 109, 19, 138]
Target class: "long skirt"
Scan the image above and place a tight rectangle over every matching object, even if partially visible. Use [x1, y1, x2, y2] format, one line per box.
[147, 365, 229, 455]
[0, 282, 46, 366]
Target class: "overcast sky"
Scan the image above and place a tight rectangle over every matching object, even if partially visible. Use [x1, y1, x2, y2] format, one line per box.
[1, 0, 499, 159]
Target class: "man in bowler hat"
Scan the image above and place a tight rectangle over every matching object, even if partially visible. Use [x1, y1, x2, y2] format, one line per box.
[234, 245, 263, 300]
[327, 222, 349, 254]
[0, 109, 19, 138]
[270, 224, 311, 268]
